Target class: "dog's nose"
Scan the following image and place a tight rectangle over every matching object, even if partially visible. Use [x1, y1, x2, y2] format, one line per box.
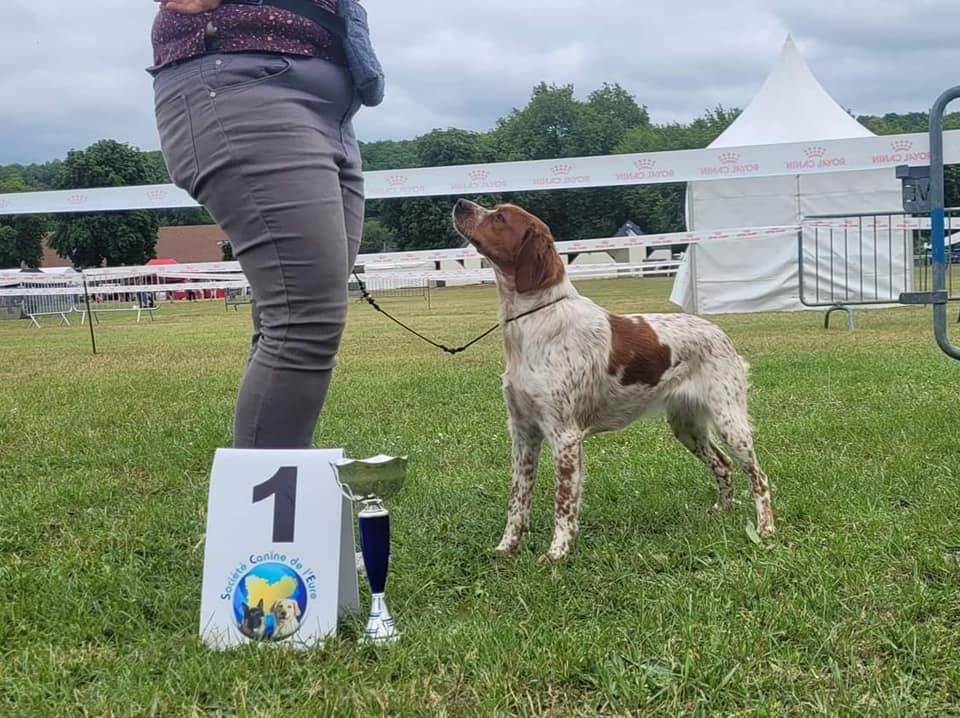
[454, 198, 468, 214]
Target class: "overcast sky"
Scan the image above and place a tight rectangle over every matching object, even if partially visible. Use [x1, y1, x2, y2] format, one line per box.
[3, 0, 960, 166]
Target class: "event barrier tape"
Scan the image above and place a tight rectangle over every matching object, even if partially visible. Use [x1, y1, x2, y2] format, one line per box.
[0, 131, 955, 215]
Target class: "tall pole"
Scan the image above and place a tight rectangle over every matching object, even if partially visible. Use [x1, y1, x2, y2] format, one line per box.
[82, 272, 97, 355]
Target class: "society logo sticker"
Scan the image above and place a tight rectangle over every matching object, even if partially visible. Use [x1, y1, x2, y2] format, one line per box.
[223, 556, 313, 642]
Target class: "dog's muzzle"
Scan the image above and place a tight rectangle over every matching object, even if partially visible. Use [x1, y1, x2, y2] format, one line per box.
[453, 198, 482, 239]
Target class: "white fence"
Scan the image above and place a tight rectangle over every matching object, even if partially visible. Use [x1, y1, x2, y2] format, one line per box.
[0, 225, 743, 325]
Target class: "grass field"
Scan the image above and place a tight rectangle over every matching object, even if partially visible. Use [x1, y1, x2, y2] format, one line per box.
[3, 278, 960, 717]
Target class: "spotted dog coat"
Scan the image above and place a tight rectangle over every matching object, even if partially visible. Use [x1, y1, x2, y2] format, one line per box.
[452, 199, 775, 562]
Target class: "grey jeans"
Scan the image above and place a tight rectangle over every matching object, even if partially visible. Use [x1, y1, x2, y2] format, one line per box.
[153, 52, 364, 448]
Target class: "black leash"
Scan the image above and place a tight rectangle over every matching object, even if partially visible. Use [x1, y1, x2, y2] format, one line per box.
[352, 271, 567, 355]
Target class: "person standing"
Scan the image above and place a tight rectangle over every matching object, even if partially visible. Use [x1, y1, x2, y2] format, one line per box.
[149, 0, 372, 449]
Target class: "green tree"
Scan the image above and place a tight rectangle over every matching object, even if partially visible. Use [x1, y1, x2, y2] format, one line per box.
[0, 176, 47, 269]
[48, 140, 159, 268]
[378, 129, 495, 250]
[360, 218, 396, 254]
[488, 83, 652, 241]
[616, 106, 741, 234]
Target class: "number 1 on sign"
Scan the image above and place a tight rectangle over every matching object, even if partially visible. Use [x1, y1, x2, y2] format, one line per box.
[252, 466, 297, 543]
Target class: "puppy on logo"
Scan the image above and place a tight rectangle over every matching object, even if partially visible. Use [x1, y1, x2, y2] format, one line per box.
[271, 598, 302, 639]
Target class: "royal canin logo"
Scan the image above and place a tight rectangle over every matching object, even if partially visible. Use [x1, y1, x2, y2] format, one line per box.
[450, 168, 507, 192]
[380, 173, 425, 195]
[146, 189, 168, 202]
[785, 145, 846, 170]
[872, 139, 928, 165]
[0, 198, 10, 209]
[66, 193, 88, 205]
[615, 157, 675, 182]
[532, 162, 591, 188]
[700, 152, 759, 177]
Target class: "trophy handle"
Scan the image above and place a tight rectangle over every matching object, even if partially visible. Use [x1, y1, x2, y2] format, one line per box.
[357, 501, 390, 595]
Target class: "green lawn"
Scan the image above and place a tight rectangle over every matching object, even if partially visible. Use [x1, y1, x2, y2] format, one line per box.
[3, 278, 960, 717]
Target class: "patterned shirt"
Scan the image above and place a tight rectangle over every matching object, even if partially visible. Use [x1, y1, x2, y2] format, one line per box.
[150, 0, 345, 70]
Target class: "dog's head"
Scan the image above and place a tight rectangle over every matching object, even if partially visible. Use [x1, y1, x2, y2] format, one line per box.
[242, 599, 264, 627]
[452, 199, 565, 294]
[271, 598, 301, 622]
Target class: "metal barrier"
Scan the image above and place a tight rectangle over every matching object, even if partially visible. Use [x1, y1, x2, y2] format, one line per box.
[799, 212, 959, 329]
[351, 272, 432, 310]
[224, 287, 253, 312]
[898, 85, 960, 361]
[0, 274, 80, 327]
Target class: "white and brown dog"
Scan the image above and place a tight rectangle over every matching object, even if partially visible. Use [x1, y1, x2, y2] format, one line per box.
[452, 199, 775, 562]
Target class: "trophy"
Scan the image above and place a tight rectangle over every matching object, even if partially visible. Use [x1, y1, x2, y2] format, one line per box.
[332, 453, 407, 645]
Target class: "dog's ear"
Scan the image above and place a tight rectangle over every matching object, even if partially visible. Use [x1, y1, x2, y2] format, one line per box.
[256, 598, 264, 610]
[294, 602, 302, 618]
[270, 600, 281, 614]
[514, 225, 564, 293]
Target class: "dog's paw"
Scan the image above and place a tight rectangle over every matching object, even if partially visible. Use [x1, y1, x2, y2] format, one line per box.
[757, 522, 776, 539]
[711, 498, 741, 512]
[493, 541, 519, 556]
[538, 547, 569, 564]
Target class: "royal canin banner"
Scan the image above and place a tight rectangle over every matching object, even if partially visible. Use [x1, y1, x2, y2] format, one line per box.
[0, 131, 955, 215]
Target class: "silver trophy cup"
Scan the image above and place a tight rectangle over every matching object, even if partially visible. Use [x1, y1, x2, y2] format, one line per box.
[332, 454, 407, 645]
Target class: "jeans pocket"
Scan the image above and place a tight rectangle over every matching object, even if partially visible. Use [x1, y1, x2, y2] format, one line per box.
[200, 52, 292, 94]
[155, 93, 200, 195]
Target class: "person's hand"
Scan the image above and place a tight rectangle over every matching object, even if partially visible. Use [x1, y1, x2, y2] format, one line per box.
[158, 0, 222, 14]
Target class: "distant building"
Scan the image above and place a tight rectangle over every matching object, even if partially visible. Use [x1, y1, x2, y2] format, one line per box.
[40, 224, 227, 268]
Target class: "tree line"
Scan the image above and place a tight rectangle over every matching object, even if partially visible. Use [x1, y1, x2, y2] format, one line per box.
[2, 81, 959, 269]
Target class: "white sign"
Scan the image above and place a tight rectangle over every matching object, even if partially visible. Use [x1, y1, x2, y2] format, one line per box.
[1, 131, 956, 214]
[198, 448, 359, 650]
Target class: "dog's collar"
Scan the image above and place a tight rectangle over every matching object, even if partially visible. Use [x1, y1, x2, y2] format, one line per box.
[502, 295, 570, 325]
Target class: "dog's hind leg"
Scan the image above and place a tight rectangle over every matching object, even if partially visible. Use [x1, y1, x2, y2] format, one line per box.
[711, 407, 775, 538]
[667, 400, 736, 511]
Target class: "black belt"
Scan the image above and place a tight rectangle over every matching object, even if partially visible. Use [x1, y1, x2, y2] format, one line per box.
[221, 0, 346, 37]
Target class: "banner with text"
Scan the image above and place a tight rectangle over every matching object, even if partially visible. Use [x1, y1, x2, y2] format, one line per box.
[0, 131, 954, 216]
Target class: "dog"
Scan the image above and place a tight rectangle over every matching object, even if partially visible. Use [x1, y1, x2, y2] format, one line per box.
[239, 599, 267, 639]
[451, 199, 775, 562]
[270, 598, 302, 639]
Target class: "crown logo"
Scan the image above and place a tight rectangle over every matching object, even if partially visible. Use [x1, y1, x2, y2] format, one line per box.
[468, 169, 489, 182]
[718, 152, 740, 165]
[803, 145, 826, 158]
[386, 174, 407, 187]
[146, 189, 168, 202]
[550, 163, 572, 176]
[66, 193, 88, 205]
[891, 140, 913, 152]
[634, 159, 656, 170]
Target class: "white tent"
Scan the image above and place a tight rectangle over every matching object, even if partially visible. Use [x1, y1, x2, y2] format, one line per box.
[671, 35, 908, 314]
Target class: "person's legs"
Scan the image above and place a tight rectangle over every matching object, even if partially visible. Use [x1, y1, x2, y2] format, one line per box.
[154, 53, 364, 448]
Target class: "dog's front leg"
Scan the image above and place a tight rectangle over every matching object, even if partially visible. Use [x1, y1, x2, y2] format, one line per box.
[495, 423, 542, 555]
[543, 432, 584, 562]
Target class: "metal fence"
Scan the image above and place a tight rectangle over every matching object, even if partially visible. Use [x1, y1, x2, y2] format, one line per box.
[799, 211, 960, 328]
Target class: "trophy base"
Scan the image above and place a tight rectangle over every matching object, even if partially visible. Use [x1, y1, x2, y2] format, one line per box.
[361, 592, 398, 645]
